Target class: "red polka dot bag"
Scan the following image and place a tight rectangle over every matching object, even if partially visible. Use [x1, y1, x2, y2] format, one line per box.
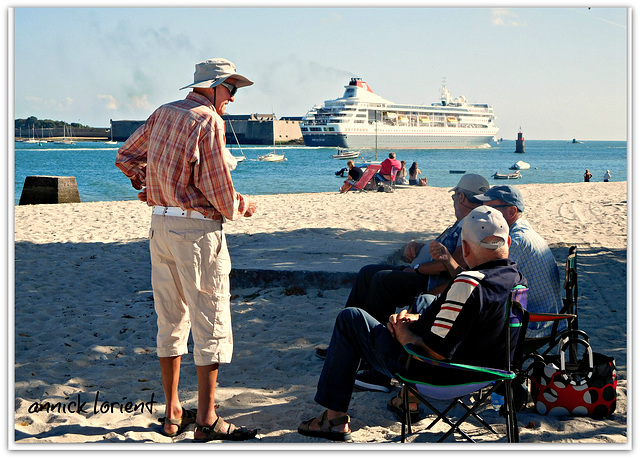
[529, 334, 617, 419]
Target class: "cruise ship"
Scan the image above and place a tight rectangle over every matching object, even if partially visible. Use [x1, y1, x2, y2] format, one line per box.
[300, 78, 499, 149]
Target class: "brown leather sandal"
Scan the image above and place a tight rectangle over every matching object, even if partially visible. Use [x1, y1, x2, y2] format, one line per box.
[298, 410, 352, 441]
[388, 393, 421, 423]
[193, 416, 257, 442]
[158, 407, 197, 437]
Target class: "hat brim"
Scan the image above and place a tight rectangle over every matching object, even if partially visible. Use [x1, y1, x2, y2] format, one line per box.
[180, 73, 254, 90]
[473, 194, 493, 202]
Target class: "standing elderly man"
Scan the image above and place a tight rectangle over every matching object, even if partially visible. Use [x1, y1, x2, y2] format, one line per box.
[298, 206, 526, 441]
[432, 185, 563, 339]
[115, 58, 258, 442]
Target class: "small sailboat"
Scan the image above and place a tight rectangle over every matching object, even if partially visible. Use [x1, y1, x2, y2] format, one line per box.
[54, 124, 75, 145]
[225, 117, 251, 165]
[228, 146, 244, 162]
[24, 126, 38, 144]
[257, 152, 286, 162]
[258, 112, 286, 162]
[104, 127, 117, 145]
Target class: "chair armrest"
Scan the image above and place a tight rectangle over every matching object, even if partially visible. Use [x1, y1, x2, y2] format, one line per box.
[527, 312, 576, 323]
[403, 344, 514, 379]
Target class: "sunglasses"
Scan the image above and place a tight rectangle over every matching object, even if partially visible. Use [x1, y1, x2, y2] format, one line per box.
[219, 81, 237, 97]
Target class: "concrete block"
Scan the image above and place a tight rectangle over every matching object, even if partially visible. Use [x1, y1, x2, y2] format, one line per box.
[19, 175, 81, 205]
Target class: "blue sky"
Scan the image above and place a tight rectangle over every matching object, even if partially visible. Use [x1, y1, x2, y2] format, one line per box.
[11, 2, 629, 140]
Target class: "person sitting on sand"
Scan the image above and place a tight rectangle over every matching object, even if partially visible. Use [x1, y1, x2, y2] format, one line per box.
[584, 169, 593, 182]
[395, 160, 409, 185]
[431, 185, 564, 339]
[603, 170, 611, 182]
[315, 173, 490, 393]
[408, 161, 422, 186]
[379, 152, 402, 181]
[298, 206, 526, 441]
[339, 160, 363, 193]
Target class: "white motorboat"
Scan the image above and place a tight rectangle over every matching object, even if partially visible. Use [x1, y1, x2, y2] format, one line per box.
[493, 170, 521, 180]
[332, 149, 360, 159]
[510, 160, 530, 170]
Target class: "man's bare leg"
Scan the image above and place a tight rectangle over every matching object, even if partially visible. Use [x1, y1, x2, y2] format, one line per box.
[160, 356, 183, 435]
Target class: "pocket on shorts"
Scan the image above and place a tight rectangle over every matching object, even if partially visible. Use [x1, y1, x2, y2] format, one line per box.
[168, 229, 205, 242]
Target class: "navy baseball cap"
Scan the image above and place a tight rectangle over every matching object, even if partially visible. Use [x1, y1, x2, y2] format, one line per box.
[474, 185, 525, 212]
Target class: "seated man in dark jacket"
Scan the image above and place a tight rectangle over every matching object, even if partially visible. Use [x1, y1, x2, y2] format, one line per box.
[298, 206, 526, 441]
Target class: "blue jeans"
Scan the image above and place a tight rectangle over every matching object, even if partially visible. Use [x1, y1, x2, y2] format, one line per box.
[314, 308, 409, 413]
[345, 264, 432, 323]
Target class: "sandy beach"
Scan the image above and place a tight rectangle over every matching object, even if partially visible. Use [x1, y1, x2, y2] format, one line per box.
[12, 181, 628, 447]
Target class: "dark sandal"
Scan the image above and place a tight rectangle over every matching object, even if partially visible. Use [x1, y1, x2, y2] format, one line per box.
[158, 407, 198, 437]
[298, 410, 352, 441]
[193, 416, 257, 442]
[387, 394, 420, 423]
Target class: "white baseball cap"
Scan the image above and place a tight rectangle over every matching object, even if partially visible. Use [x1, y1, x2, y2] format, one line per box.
[462, 205, 509, 249]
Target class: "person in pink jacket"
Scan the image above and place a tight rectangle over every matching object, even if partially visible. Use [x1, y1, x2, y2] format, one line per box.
[379, 152, 402, 181]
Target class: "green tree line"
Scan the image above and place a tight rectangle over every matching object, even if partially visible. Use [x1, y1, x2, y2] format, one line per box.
[15, 116, 90, 130]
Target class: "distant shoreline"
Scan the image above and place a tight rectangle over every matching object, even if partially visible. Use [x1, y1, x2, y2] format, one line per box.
[15, 137, 109, 142]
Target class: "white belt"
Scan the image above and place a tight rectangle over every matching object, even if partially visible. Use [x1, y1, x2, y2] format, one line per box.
[152, 206, 213, 220]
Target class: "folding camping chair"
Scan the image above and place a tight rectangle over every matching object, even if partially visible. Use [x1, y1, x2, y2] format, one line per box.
[352, 164, 381, 191]
[521, 246, 579, 357]
[374, 166, 398, 190]
[562, 245, 578, 329]
[395, 286, 529, 443]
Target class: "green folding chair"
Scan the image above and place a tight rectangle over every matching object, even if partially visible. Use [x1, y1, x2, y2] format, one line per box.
[395, 286, 529, 443]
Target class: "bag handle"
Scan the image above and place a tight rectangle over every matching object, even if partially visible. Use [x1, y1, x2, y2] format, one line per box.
[559, 336, 593, 380]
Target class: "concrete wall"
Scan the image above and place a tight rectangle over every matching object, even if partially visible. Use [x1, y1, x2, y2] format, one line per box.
[18, 115, 304, 144]
[112, 120, 145, 142]
[225, 114, 303, 145]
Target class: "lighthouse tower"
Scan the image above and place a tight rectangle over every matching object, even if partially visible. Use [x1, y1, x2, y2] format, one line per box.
[515, 127, 525, 153]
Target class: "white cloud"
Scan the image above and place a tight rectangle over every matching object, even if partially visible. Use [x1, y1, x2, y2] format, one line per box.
[128, 94, 153, 112]
[98, 94, 119, 110]
[25, 95, 74, 111]
[492, 8, 520, 27]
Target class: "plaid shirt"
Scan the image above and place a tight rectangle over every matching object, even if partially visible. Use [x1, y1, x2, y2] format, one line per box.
[509, 218, 565, 338]
[115, 92, 250, 221]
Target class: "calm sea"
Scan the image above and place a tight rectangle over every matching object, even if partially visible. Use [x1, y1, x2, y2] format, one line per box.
[13, 140, 627, 204]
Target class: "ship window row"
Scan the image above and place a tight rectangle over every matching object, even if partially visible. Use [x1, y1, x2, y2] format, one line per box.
[301, 127, 336, 132]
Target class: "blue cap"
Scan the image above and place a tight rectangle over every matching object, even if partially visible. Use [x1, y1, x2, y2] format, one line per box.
[474, 185, 525, 212]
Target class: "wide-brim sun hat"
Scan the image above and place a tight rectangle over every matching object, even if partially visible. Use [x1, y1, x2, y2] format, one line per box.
[180, 58, 254, 90]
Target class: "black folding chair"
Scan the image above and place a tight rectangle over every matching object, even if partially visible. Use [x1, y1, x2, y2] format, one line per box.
[395, 286, 529, 443]
[521, 246, 579, 359]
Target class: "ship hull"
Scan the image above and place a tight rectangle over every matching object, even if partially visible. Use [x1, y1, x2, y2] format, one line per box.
[302, 131, 496, 149]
